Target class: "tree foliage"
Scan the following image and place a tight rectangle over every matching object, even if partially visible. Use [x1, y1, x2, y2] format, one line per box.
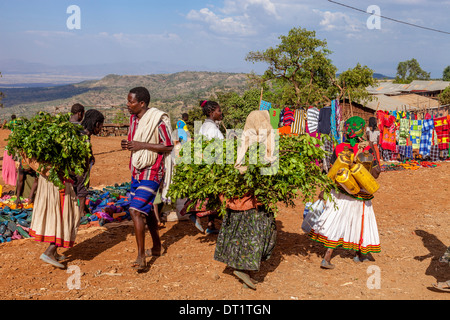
[394, 58, 430, 84]
[334, 63, 378, 105]
[443, 66, 450, 81]
[245, 27, 337, 107]
[439, 86, 450, 105]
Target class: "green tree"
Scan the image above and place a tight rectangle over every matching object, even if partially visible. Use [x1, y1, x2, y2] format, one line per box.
[443, 66, 450, 81]
[112, 108, 128, 125]
[439, 86, 450, 105]
[245, 27, 337, 107]
[333, 63, 378, 105]
[394, 58, 430, 84]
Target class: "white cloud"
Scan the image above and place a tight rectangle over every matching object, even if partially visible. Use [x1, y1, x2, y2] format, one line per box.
[185, 0, 283, 37]
[314, 10, 363, 33]
[186, 7, 257, 36]
[221, 0, 278, 17]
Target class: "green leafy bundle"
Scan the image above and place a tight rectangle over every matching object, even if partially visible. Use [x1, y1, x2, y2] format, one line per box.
[5, 112, 91, 189]
[167, 133, 336, 216]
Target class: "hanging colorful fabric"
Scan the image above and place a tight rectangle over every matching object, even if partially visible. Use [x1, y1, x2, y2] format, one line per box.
[410, 120, 423, 149]
[269, 108, 281, 129]
[282, 107, 295, 126]
[306, 106, 320, 133]
[291, 109, 306, 134]
[419, 119, 434, 156]
[381, 113, 397, 151]
[434, 116, 449, 150]
[259, 100, 272, 111]
[399, 118, 409, 146]
[330, 100, 340, 144]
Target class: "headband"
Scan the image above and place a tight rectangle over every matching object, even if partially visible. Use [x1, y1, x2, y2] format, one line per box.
[201, 100, 208, 107]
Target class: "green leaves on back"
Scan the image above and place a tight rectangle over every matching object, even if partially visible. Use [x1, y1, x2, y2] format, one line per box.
[5, 112, 91, 189]
[167, 134, 336, 217]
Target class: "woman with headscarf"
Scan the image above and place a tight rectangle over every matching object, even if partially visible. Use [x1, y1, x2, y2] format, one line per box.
[310, 116, 381, 269]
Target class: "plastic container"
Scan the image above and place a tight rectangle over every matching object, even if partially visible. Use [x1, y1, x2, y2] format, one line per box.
[350, 163, 380, 195]
[336, 168, 360, 195]
[327, 152, 353, 181]
[356, 150, 374, 173]
[301, 200, 324, 234]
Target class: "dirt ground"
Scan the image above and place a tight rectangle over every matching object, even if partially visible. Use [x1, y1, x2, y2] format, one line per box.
[0, 128, 449, 301]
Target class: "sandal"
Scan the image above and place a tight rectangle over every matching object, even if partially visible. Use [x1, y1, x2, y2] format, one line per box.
[432, 280, 450, 292]
[131, 257, 146, 271]
[233, 270, 256, 290]
[320, 259, 335, 269]
[145, 248, 165, 257]
[40, 253, 65, 269]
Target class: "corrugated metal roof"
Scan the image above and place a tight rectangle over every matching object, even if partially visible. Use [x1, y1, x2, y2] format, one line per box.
[365, 93, 440, 111]
[367, 80, 450, 95]
[366, 82, 409, 95]
[403, 80, 450, 92]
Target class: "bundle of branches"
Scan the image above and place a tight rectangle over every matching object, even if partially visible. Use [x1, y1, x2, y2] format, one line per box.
[167, 134, 336, 216]
[5, 112, 91, 189]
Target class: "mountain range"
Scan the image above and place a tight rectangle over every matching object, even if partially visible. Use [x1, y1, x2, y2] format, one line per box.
[0, 71, 251, 121]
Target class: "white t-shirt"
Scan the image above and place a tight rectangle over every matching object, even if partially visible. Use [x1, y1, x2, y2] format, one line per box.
[366, 127, 380, 143]
[199, 119, 224, 140]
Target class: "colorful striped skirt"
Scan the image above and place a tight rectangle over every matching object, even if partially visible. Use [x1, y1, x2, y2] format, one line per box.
[309, 189, 381, 255]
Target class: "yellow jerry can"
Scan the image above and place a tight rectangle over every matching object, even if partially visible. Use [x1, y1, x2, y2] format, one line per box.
[335, 167, 360, 195]
[350, 163, 380, 195]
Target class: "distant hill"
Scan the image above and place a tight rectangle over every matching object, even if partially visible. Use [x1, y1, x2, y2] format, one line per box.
[0, 70, 394, 122]
[0, 71, 251, 121]
[373, 73, 394, 80]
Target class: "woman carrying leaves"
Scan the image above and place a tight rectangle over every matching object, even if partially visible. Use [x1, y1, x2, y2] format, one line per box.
[213, 110, 277, 290]
[30, 110, 104, 269]
[185, 100, 224, 234]
[309, 116, 381, 269]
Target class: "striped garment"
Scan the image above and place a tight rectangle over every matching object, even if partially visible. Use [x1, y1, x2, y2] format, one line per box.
[291, 109, 306, 134]
[282, 107, 295, 126]
[419, 119, 434, 156]
[128, 114, 173, 183]
[307, 107, 320, 133]
[129, 178, 160, 215]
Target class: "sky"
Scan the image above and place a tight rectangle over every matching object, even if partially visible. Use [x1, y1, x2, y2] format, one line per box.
[0, 0, 449, 78]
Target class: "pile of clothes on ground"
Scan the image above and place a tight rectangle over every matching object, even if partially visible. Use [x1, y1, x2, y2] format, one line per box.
[80, 182, 132, 227]
[0, 196, 33, 243]
[381, 160, 441, 172]
[0, 182, 132, 243]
